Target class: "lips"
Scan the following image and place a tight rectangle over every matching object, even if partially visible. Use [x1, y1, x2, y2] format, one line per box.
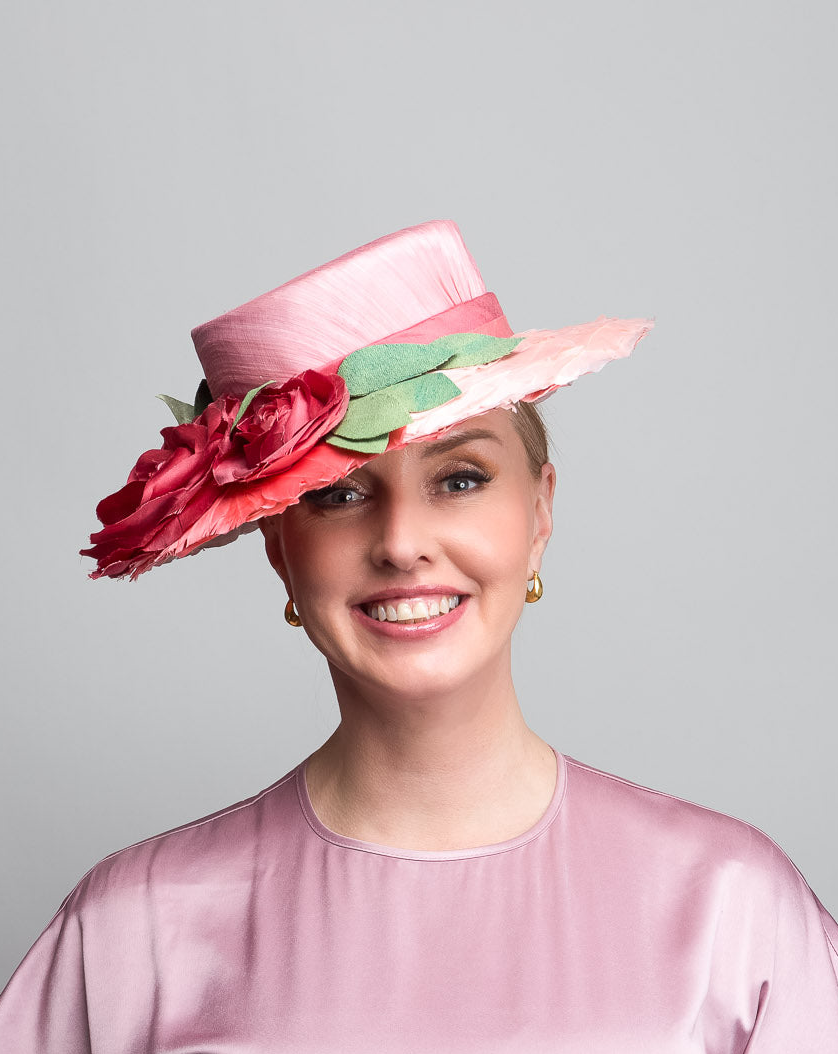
[363, 594, 461, 624]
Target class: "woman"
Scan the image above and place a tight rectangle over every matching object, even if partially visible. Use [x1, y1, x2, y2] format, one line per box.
[1, 220, 836, 1051]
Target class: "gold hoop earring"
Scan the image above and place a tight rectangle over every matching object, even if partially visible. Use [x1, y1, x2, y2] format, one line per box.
[284, 597, 303, 627]
[525, 571, 543, 604]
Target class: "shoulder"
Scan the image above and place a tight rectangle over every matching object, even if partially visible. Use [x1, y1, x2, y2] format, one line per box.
[562, 754, 838, 969]
[0, 766, 308, 1024]
[54, 764, 303, 925]
[562, 754, 826, 907]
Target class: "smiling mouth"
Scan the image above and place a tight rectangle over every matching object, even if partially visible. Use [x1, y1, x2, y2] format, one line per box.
[362, 594, 462, 625]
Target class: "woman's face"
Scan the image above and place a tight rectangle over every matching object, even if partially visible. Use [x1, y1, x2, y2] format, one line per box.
[261, 409, 555, 705]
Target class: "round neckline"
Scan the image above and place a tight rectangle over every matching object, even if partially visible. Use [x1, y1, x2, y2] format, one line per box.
[295, 746, 567, 861]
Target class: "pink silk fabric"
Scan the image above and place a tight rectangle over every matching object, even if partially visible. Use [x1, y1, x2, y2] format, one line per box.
[191, 219, 493, 396]
[2, 751, 837, 1053]
[372, 291, 515, 344]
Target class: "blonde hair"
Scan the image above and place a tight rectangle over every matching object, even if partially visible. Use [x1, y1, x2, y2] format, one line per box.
[510, 401, 549, 478]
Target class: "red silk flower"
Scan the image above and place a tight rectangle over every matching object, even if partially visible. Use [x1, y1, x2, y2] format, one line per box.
[212, 371, 349, 484]
[81, 370, 348, 579]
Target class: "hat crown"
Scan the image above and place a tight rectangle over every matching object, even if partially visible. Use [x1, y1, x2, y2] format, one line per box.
[191, 220, 488, 397]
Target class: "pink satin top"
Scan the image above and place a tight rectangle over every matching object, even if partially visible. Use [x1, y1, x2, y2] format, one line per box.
[2, 750, 837, 1052]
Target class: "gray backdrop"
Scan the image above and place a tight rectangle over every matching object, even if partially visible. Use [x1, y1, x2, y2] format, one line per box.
[2, 1, 835, 986]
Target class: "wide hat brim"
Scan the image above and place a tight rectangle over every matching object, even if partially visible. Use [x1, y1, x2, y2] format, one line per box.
[81, 315, 652, 580]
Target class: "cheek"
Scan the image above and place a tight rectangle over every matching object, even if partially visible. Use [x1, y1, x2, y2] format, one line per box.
[278, 517, 367, 620]
[460, 494, 535, 589]
[270, 512, 327, 597]
[286, 538, 337, 600]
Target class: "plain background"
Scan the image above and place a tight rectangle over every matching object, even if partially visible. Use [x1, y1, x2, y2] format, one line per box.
[1, 1, 835, 987]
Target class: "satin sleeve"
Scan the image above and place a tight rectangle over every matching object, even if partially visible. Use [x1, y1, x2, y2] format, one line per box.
[0, 903, 93, 1054]
[742, 873, 838, 1050]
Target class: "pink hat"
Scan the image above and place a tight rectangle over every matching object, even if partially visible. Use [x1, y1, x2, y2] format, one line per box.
[81, 220, 653, 580]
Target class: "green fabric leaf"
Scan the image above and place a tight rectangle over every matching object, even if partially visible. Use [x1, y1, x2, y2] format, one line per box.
[399, 372, 461, 411]
[439, 334, 522, 369]
[331, 389, 413, 439]
[325, 432, 391, 453]
[232, 380, 276, 429]
[337, 333, 523, 397]
[338, 341, 450, 397]
[330, 373, 461, 440]
[156, 394, 197, 426]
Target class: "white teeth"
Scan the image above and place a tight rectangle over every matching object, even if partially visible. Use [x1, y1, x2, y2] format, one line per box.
[365, 595, 461, 623]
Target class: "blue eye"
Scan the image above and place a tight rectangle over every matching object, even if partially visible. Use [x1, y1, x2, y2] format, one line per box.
[443, 471, 489, 493]
[327, 489, 363, 504]
[305, 485, 364, 506]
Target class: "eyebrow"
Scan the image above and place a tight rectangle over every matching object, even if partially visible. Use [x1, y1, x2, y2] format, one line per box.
[418, 428, 503, 458]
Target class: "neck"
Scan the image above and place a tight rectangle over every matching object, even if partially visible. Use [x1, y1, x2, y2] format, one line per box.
[304, 653, 557, 851]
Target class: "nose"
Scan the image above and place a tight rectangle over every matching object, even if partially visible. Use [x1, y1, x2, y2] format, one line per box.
[368, 492, 437, 573]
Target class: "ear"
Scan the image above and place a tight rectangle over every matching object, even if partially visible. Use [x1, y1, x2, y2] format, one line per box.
[259, 517, 291, 591]
[529, 462, 556, 574]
